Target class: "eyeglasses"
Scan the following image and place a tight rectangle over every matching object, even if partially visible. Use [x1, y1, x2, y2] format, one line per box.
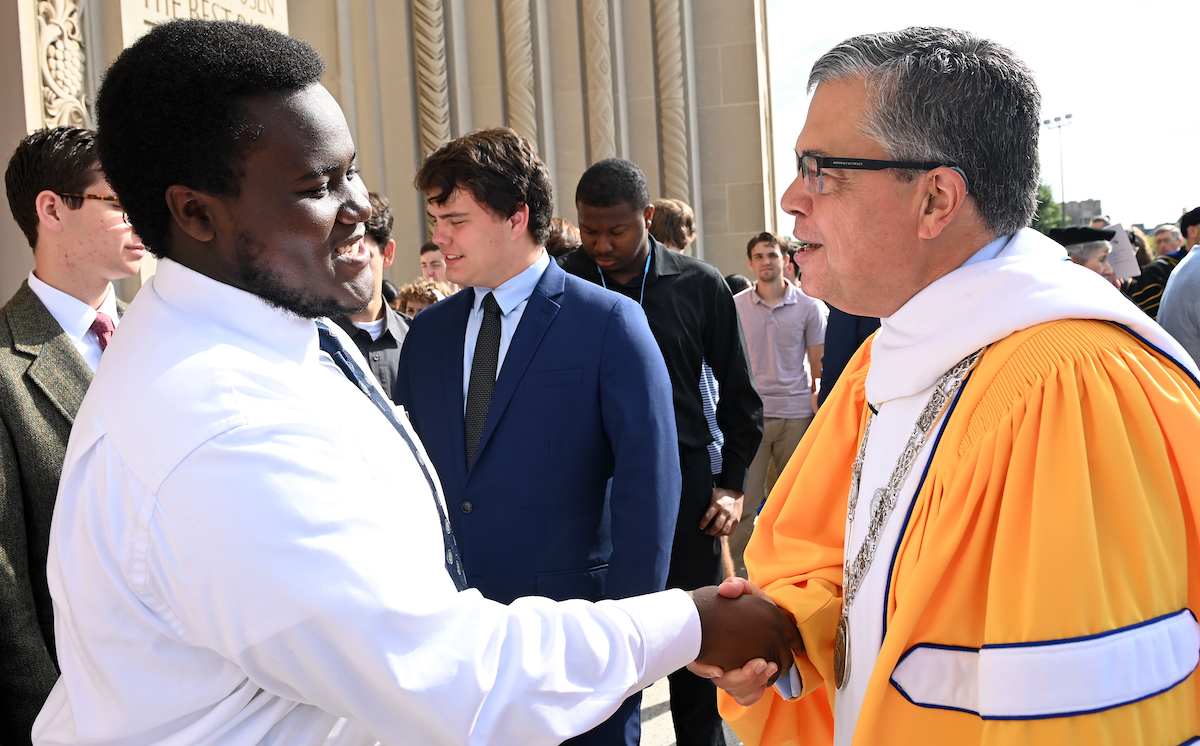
[58, 193, 131, 225]
[796, 154, 969, 195]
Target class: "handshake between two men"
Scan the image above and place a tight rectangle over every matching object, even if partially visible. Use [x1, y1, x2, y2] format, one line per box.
[688, 577, 804, 706]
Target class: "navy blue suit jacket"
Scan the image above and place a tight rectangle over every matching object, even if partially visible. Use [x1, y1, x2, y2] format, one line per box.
[394, 260, 680, 605]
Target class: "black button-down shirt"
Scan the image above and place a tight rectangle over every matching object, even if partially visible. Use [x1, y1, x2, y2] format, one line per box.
[333, 305, 411, 404]
[560, 236, 763, 491]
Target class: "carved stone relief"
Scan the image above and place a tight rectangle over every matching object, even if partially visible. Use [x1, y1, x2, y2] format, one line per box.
[39, 0, 89, 128]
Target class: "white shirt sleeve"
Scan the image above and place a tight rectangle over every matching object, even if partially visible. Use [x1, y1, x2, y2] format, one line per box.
[136, 420, 699, 744]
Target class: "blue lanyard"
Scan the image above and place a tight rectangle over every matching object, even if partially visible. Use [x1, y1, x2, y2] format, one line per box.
[597, 247, 653, 306]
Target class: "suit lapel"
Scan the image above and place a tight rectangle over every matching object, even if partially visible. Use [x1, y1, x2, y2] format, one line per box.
[445, 291, 472, 478]
[7, 284, 92, 425]
[469, 264, 564, 470]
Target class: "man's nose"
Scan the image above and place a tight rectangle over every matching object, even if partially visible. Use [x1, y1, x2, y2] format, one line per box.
[780, 174, 813, 217]
[341, 182, 372, 224]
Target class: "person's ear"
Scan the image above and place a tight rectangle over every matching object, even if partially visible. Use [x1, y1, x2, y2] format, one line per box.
[34, 190, 68, 234]
[643, 204, 655, 230]
[917, 167, 969, 241]
[382, 238, 396, 271]
[165, 185, 219, 243]
[509, 203, 530, 241]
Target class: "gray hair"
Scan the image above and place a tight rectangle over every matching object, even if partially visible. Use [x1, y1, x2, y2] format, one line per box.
[1155, 224, 1183, 239]
[1066, 240, 1110, 262]
[808, 27, 1041, 237]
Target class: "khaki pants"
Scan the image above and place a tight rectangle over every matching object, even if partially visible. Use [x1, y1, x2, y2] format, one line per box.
[730, 415, 812, 577]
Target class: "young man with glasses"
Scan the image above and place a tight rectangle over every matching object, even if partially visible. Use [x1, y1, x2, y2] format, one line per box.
[0, 126, 143, 744]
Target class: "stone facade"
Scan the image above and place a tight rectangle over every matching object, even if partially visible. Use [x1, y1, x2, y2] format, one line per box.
[0, 0, 777, 301]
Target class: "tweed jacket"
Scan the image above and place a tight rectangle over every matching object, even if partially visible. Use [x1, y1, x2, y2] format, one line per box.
[0, 281, 123, 744]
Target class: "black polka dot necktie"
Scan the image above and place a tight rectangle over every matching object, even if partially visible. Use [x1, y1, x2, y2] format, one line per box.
[464, 292, 501, 469]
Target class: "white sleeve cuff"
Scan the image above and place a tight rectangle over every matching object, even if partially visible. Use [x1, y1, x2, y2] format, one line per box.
[609, 588, 701, 687]
[775, 664, 802, 700]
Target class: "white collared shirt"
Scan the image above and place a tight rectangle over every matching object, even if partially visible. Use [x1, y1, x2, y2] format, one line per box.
[35, 258, 700, 745]
[26, 270, 120, 373]
[462, 250, 551, 408]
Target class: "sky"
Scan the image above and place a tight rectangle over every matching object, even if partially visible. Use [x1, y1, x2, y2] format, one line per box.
[764, 0, 1199, 237]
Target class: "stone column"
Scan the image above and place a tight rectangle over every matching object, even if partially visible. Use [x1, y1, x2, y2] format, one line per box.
[412, 0, 451, 162]
[579, 0, 615, 164]
[691, 0, 776, 273]
[651, 0, 688, 203]
[498, 0, 537, 145]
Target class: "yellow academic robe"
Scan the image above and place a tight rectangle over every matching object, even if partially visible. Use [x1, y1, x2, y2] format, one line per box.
[721, 319, 1200, 745]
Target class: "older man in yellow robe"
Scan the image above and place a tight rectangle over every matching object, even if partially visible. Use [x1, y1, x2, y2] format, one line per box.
[702, 27, 1200, 746]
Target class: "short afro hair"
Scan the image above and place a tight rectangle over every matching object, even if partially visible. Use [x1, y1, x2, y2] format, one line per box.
[575, 158, 650, 211]
[415, 128, 553, 246]
[5, 127, 100, 249]
[96, 20, 325, 259]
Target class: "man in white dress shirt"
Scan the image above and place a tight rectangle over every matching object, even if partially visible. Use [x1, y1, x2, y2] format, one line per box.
[0, 126, 144, 745]
[33, 19, 800, 746]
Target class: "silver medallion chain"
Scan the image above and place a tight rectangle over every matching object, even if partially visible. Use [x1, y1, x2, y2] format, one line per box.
[835, 348, 983, 688]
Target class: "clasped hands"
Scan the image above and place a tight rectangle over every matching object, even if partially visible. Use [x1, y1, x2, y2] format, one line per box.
[687, 577, 804, 705]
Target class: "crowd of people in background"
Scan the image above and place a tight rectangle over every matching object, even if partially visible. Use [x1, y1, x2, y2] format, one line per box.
[1, 18, 1198, 746]
[4, 112, 1197, 745]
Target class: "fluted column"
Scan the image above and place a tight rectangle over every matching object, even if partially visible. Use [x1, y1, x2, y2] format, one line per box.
[579, 0, 614, 163]
[499, 0, 537, 144]
[652, 0, 689, 202]
[412, 0, 452, 160]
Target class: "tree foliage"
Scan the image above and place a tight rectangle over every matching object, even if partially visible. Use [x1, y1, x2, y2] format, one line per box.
[1032, 182, 1066, 233]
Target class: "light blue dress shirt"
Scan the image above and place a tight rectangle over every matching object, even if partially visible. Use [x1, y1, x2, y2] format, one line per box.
[960, 234, 1011, 267]
[462, 250, 552, 410]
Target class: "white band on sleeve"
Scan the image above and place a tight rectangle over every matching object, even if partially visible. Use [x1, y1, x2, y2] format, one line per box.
[890, 609, 1199, 720]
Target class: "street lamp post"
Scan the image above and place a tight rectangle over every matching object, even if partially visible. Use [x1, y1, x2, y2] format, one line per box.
[1043, 114, 1072, 224]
